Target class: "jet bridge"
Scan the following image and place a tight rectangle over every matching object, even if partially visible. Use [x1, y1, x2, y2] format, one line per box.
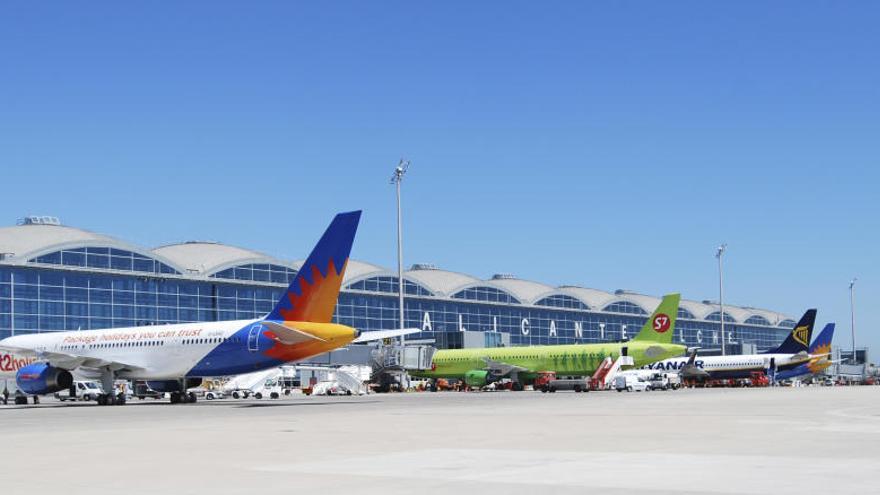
[371, 343, 436, 392]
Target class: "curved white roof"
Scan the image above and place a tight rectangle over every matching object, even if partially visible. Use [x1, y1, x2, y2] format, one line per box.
[740, 307, 787, 326]
[488, 278, 554, 304]
[601, 292, 662, 314]
[0, 221, 796, 325]
[152, 242, 297, 275]
[337, 260, 386, 284]
[679, 300, 709, 319]
[404, 267, 480, 297]
[0, 224, 183, 271]
[555, 287, 616, 310]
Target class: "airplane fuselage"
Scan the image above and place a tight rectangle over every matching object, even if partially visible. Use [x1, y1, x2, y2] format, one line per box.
[642, 353, 811, 379]
[0, 319, 357, 380]
[415, 341, 687, 380]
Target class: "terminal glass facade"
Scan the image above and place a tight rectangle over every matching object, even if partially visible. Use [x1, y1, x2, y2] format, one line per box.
[0, 264, 792, 352]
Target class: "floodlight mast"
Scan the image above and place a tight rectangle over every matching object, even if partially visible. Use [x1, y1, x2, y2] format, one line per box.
[390, 159, 410, 346]
[849, 278, 857, 364]
[716, 244, 727, 356]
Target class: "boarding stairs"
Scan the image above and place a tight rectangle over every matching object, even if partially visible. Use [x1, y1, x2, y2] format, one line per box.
[334, 368, 368, 395]
[592, 355, 634, 390]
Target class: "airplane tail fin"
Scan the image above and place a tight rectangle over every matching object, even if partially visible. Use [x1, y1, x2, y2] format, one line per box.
[685, 347, 699, 366]
[630, 293, 681, 344]
[809, 323, 835, 355]
[265, 211, 362, 323]
[766, 309, 816, 354]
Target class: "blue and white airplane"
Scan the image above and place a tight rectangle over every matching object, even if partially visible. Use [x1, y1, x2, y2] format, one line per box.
[0, 211, 416, 405]
[642, 309, 818, 379]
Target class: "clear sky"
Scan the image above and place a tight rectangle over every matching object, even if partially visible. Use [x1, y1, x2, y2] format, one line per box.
[1, 2, 877, 355]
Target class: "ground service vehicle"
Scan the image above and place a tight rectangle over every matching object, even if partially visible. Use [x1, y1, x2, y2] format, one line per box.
[54, 381, 102, 402]
[615, 375, 650, 392]
[134, 381, 165, 400]
[648, 373, 680, 391]
[534, 371, 557, 390]
[541, 377, 591, 393]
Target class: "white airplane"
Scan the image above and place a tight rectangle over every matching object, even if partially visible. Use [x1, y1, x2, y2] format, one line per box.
[642, 310, 819, 380]
[0, 211, 416, 405]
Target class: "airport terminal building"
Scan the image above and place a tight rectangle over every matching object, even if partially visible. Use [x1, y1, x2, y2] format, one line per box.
[0, 217, 797, 352]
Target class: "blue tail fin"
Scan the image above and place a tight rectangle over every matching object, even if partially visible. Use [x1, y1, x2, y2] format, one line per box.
[809, 323, 835, 354]
[765, 309, 816, 354]
[266, 211, 362, 323]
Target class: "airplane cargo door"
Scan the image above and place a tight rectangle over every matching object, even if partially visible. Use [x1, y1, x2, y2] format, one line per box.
[247, 324, 262, 353]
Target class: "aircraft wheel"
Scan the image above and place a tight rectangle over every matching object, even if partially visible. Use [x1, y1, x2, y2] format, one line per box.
[187, 392, 198, 403]
[170, 392, 181, 404]
[254, 392, 263, 400]
[270, 392, 279, 399]
[116, 393, 126, 405]
[626, 386, 633, 392]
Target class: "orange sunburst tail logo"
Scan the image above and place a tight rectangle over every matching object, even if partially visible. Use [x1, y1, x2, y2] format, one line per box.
[265, 211, 361, 323]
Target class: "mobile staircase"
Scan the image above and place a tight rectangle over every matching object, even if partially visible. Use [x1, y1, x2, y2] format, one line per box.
[591, 355, 635, 390]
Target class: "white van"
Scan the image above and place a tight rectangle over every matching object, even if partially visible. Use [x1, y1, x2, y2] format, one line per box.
[614, 375, 650, 392]
[54, 381, 102, 402]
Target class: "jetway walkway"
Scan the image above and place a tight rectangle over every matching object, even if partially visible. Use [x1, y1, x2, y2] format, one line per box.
[371, 344, 437, 392]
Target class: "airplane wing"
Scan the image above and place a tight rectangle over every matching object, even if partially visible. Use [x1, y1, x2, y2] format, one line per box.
[352, 328, 420, 343]
[0, 344, 145, 373]
[482, 357, 530, 376]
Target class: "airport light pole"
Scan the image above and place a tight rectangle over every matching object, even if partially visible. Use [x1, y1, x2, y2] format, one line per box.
[390, 159, 410, 345]
[849, 278, 857, 364]
[716, 244, 727, 356]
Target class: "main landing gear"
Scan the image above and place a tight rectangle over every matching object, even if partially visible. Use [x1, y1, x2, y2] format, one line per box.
[169, 391, 197, 404]
[169, 379, 197, 404]
[96, 367, 126, 406]
[96, 393, 127, 406]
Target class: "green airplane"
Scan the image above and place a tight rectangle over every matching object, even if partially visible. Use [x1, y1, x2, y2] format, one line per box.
[414, 293, 686, 389]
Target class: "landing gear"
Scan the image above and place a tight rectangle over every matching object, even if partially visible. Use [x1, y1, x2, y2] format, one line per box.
[97, 394, 119, 406]
[169, 391, 198, 404]
[32, 395, 40, 404]
[96, 367, 124, 406]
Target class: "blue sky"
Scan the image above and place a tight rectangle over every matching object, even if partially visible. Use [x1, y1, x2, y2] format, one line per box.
[1, 2, 877, 354]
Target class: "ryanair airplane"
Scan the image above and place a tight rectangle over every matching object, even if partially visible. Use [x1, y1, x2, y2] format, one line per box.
[642, 309, 819, 380]
[0, 211, 415, 405]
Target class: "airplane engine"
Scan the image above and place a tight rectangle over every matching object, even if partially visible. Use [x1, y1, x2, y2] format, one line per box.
[15, 363, 73, 395]
[146, 378, 202, 392]
[464, 370, 493, 388]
